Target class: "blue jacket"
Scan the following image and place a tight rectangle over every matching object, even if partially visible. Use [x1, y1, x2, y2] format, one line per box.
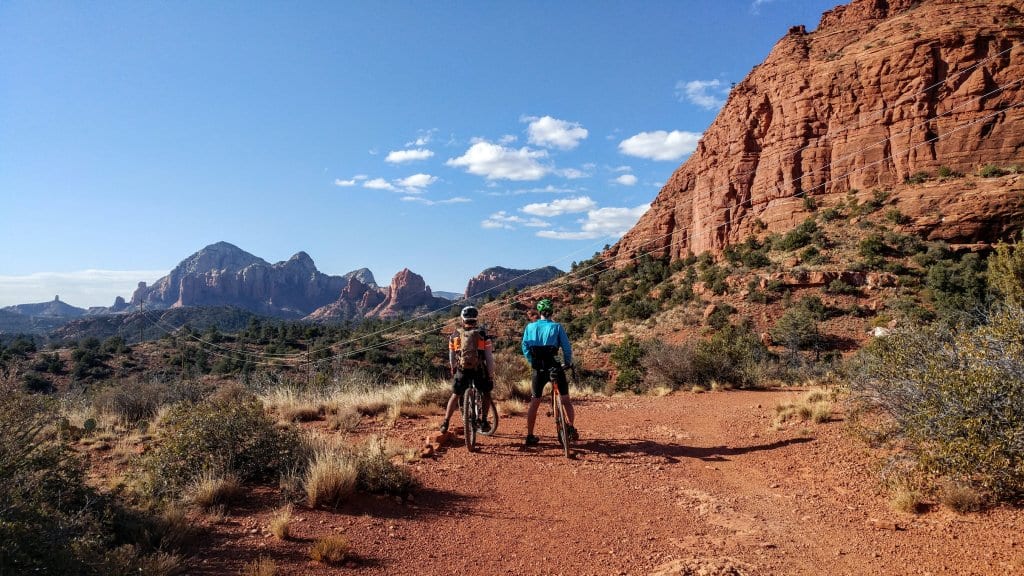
[521, 317, 572, 366]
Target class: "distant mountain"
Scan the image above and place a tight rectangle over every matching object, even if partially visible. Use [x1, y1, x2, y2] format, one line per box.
[0, 309, 69, 336]
[129, 242, 363, 319]
[306, 268, 453, 321]
[464, 266, 564, 299]
[3, 296, 86, 318]
[433, 291, 461, 301]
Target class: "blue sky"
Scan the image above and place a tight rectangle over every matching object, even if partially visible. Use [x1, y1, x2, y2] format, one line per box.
[0, 0, 840, 307]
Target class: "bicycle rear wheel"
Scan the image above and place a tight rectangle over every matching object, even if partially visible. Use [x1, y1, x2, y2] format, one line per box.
[478, 398, 499, 436]
[462, 387, 477, 451]
[553, 393, 571, 458]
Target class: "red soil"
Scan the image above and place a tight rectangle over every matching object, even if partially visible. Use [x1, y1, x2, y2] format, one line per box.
[189, 391, 1024, 575]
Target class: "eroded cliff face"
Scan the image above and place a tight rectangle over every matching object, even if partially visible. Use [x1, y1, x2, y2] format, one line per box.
[130, 242, 349, 319]
[613, 0, 1024, 263]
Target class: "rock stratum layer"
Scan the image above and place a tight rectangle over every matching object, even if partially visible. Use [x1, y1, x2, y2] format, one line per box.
[613, 0, 1024, 263]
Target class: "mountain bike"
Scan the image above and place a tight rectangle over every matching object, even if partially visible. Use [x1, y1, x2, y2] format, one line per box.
[461, 376, 499, 452]
[547, 364, 575, 458]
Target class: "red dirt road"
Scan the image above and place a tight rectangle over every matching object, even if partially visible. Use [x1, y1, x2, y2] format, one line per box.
[194, 391, 1024, 575]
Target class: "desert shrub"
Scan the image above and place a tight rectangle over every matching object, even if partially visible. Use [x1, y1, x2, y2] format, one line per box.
[825, 278, 861, 296]
[142, 387, 306, 501]
[698, 263, 729, 295]
[799, 245, 827, 265]
[72, 338, 112, 382]
[771, 304, 821, 361]
[33, 351, 65, 374]
[904, 171, 930, 184]
[772, 218, 818, 252]
[987, 234, 1024, 306]
[937, 165, 960, 178]
[22, 370, 54, 393]
[356, 438, 415, 496]
[724, 237, 770, 269]
[925, 253, 989, 324]
[819, 206, 843, 222]
[885, 208, 910, 225]
[979, 164, 1007, 178]
[185, 471, 243, 510]
[847, 307, 1024, 501]
[0, 388, 102, 573]
[644, 322, 767, 390]
[609, 335, 646, 393]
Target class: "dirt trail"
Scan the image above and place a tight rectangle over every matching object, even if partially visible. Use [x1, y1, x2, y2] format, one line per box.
[195, 391, 1024, 575]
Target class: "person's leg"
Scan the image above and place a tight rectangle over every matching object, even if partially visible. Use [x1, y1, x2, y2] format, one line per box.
[525, 368, 545, 441]
[556, 370, 576, 435]
[526, 397, 542, 436]
[440, 373, 464, 432]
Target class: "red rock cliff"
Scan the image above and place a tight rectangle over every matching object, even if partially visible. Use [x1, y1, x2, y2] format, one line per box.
[612, 0, 1024, 263]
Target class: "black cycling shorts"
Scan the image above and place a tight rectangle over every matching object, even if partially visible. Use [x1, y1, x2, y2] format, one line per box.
[452, 370, 493, 396]
[531, 365, 568, 399]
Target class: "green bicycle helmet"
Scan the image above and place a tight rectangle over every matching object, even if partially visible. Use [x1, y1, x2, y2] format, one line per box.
[536, 298, 553, 314]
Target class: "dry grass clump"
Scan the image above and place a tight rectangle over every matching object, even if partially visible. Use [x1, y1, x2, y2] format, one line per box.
[185, 471, 243, 510]
[304, 449, 358, 509]
[268, 505, 293, 540]
[774, 389, 834, 427]
[890, 484, 925, 514]
[238, 556, 277, 576]
[327, 407, 362, 432]
[355, 437, 416, 496]
[939, 481, 985, 513]
[309, 535, 350, 565]
[499, 399, 527, 417]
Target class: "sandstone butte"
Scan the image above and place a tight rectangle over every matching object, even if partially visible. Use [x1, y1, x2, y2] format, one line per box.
[611, 0, 1024, 265]
[463, 265, 564, 299]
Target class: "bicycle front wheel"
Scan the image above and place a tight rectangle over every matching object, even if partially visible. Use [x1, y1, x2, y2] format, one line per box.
[462, 387, 477, 451]
[554, 393, 571, 458]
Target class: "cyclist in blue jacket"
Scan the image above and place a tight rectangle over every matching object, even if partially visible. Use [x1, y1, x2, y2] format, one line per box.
[521, 298, 578, 446]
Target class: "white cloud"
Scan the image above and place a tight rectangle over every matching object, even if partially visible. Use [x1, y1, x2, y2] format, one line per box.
[522, 196, 597, 217]
[615, 174, 638, 186]
[750, 0, 776, 14]
[0, 269, 168, 308]
[405, 129, 436, 147]
[334, 178, 358, 187]
[401, 196, 471, 206]
[619, 130, 701, 161]
[446, 141, 550, 181]
[481, 211, 550, 230]
[559, 167, 588, 179]
[396, 173, 438, 191]
[386, 148, 435, 163]
[499, 134, 517, 144]
[676, 79, 729, 110]
[524, 115, 589, 150]
[363, 178, 396, 191]
[537, 204, 650, 240]
[614, 165, 633, 172]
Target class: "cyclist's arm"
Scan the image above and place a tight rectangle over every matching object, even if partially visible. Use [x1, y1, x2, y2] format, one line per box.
[521, 329, 533, 366]
[484, 347, 496, 381]
[558, 324, 573, 366]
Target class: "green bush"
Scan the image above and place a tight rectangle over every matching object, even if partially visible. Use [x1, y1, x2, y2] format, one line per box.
[979, 164, 1007, 178]
[610, 335, 646, 393]
[356, 439, 415, 496]
[1, 388, 96, 573]
[925, 253, 988, 324]
[988, 234, 1024, 306]
[644, 322, 767, 390]
[142, 387, 306, 501]
[772, 218, 819, 252]
[848, 307, 1024, 500]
